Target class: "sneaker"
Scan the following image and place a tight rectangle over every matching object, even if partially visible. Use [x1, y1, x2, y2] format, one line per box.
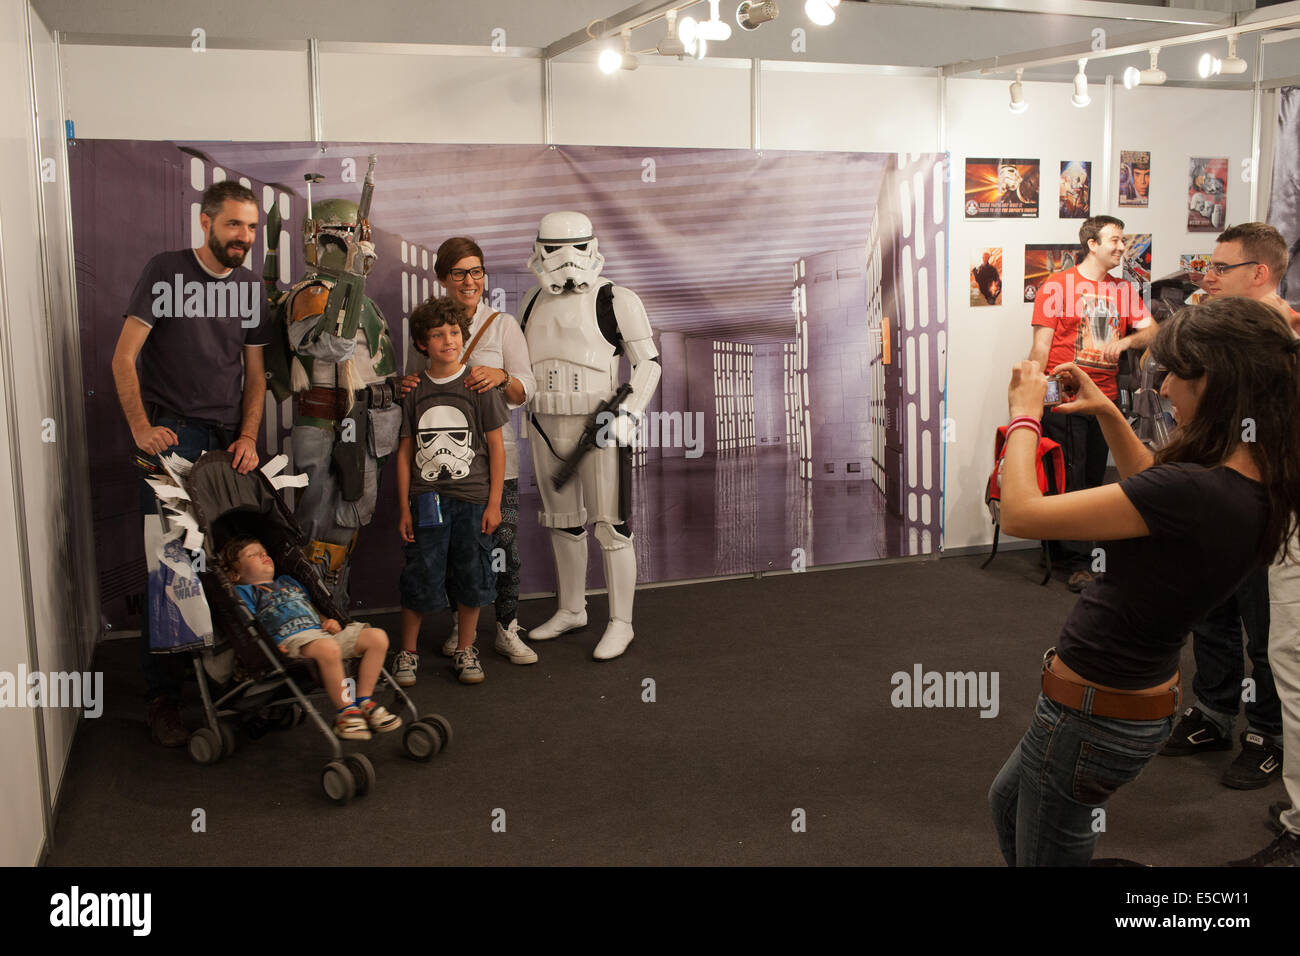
[358, 700, 402, 734]
[393, 650, 419, 688]
[1268, 801, 1292, 835]
[441, 616, 460, 657]
[1222, 731, 1283, 790]
[334, 707, 372, 741]
[453, 646, 485, 684]
[1067, 570, 1094, 592]
[146, 697, 188, 748]
[494, 620, 537, 664]
[1160, 707, 1232, 756]
[1227, 830, 1300, 867]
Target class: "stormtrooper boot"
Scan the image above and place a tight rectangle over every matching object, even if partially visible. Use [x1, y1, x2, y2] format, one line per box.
[531, 529, 588, 640]
[592, 524, 636, 661]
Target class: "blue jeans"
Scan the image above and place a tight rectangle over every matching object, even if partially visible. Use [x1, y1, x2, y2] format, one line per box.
[139, 416, 230, 702]
[1189, 566, 1281, 737]
[989, 692, 1174, 866]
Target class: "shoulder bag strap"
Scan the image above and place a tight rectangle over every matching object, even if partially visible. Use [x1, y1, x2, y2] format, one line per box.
[461, 311, 500, 366]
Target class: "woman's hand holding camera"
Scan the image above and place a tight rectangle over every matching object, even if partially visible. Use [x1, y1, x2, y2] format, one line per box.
[1007, 361, 1049, 420]
[1050, 362, 1113, 418]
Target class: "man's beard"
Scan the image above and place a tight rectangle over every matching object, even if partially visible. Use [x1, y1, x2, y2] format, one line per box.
[208, 229, 248, 269]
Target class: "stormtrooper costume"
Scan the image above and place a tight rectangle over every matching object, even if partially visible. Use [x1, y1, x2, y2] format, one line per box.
[521, 212, 660, 660]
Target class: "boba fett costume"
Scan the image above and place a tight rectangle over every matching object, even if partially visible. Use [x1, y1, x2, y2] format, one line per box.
[264, 158, 401, 608]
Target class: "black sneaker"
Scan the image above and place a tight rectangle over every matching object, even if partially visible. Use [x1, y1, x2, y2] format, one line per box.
[1222, 731, 1283, 790]
[146, 697, 188, 748]
[1268, 801, 1292, 835]
[1226, 830, 1299, 867]
[1160, 707, 1232, 756]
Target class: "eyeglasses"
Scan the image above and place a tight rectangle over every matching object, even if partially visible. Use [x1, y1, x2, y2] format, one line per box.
[1202, 260, 1259, 276]
[447, 267, 485, 281]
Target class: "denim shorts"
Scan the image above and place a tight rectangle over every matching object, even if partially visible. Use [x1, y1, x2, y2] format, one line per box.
[398, 497, 496, 612]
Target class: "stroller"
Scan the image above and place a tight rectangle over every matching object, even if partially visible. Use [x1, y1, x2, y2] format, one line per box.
[142, 448, 450, 805]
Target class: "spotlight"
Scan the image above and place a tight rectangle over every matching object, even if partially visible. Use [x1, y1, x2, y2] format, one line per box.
[657, 10, 686, 57]
[599, 46, 621, 75]
[678, 14, 698, 47]
[804, 0, 839, 26]
[1220, 35, 1248, 75]
[1197, 51, 1221, 79]
[1008, 68, 1027, 114]
[1139, 47, 1166, 86]
[697, 0, 733, 41]
[1071, 58, 1090, 108]
[1122, 66, 1140, 90]
[737, 0, 779, 31]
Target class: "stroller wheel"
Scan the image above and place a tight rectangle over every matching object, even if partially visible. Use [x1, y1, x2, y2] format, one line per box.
[344, 754, 376, 797]
[402, 722, 441, 762]
[321, 761, 356, 806]
[188, 728, 223, 766]
[419, 714, 453, 750]
[219, 722, 237, 757]
[277, 703, 305, 730]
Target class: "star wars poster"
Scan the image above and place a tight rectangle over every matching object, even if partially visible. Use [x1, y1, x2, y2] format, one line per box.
[1122, 233, 1153, 303]
[1023, 244, 1079, 303]
[964, 158, 1039, 219]
[970, 248, 1003, 306]
[1059, 161, 1091, 219]
[1118, 150, 1150, 208]
[1188, 158, 1228, 232]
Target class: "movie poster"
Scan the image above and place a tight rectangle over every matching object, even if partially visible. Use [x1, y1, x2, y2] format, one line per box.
[1059, 161, 1091, 219]
[1122, 233, 1153, 303]
[1188, 158, 1228, 231]
[1024, 244, 1079, 303]
[965, 158, 1039, 219]
[970, 248, 1003, 306]
[1179, 253, 1211, 276]
[1118, 150, 1150, 208]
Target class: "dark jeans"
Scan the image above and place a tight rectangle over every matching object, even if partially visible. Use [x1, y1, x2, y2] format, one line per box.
[1189, 566, 1282, 737]
[139, 417, 229, 703]
[1040, 408, 1109, 572]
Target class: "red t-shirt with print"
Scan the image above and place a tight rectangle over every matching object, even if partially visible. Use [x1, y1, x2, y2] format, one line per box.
[1031, 267, 1151, 400]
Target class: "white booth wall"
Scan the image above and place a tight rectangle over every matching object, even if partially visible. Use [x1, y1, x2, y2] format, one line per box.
[0, 0, 97, 868]
[8, 33, 1259, 865]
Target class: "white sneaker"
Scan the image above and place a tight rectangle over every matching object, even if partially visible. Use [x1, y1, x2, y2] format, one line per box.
[592, 620, 634, 660]
[441, 616, 460, 657]
[393, 650, 419, 687]
[530, 609, 587, 641]
[494, 620, 537, 664]
[453, 646, 485, 684]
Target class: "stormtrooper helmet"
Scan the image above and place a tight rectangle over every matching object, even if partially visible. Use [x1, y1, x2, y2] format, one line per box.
[415, 404, 475, 482]
[527, 211, 605, 294]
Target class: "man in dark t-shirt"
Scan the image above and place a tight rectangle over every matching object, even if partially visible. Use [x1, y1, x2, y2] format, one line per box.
[110, 180, 270, 746]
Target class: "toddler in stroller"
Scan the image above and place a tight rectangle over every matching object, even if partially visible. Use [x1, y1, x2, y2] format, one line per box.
[222, 536, 401, 740]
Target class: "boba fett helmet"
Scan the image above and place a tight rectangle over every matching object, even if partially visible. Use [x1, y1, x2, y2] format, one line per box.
[304, 198, 376, 277]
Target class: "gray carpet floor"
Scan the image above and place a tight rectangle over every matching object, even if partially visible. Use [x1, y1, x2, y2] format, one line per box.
[44, 551, 1285, 866]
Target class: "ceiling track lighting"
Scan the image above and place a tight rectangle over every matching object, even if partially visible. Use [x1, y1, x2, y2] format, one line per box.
[1138, 47, 1166, 86]
[804, 0, 839, 27]
[657, 9, 686, 57]
[1200, 33, 1247, 78]
[1008, 67, 1027, 114]
[737, 0, 779, 31]
[1071, 58, 1090, 108]
[599, 28, 637, 74]
[696, 0, 733, 41]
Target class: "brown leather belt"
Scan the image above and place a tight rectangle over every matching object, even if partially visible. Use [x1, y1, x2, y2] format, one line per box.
[298, 385, 351, 421]
[1041, 649, 1179, 721]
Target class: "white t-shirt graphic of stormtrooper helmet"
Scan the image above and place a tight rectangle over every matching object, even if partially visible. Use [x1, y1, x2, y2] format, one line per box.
[400, 367, 510, 504]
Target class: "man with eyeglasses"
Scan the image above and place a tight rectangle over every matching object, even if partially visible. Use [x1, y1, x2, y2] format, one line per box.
[1165, 224, 1298, 828]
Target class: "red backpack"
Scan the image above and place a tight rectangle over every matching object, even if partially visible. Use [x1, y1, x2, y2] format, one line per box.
[982, 426, 1066, 584]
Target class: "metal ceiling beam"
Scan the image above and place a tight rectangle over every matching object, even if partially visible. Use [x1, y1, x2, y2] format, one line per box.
[543, 0, 685, 60]
[943, 5, 1300, 76]
[865, 0, 1229, 26]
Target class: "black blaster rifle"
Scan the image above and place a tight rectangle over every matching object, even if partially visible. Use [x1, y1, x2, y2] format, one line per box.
[552, 383, 634, 490]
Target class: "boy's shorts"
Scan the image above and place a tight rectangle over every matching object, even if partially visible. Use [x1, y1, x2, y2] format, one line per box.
[399, 496, 497, 613]
[277, 621, 367, 659]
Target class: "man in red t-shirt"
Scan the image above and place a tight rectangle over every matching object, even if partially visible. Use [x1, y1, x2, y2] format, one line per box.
[1028, 215, 1156, 591]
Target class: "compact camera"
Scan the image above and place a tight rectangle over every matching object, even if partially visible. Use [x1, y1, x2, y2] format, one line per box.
[1043, 374, 1066, 408]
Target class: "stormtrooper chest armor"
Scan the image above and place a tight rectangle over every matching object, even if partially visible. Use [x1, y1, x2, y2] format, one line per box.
[525, 287, 619, 416]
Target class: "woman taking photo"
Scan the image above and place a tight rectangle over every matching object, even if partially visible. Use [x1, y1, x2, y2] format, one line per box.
[990, 296, 1300, 866]
[392, 236, 537, 687]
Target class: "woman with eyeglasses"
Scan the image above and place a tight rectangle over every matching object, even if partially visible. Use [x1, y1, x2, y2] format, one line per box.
[989, 295, 1300, 866]
[392, 237, 537, 689]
